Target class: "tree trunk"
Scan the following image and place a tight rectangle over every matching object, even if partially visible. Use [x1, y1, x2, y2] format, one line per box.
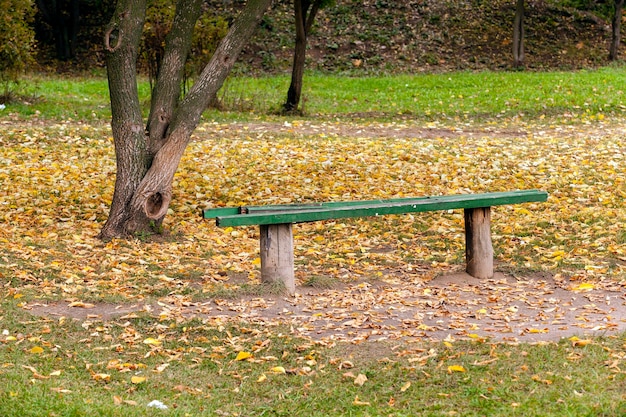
[283, 0, 321, 113]
[513, 0, 525, 68]
[99, 0, 149, 240]
[99, 0, 272, 240]
[610, 0, 624, 60]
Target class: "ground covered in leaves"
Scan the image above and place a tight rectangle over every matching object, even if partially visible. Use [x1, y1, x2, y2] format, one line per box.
[1, 117, 625, 345]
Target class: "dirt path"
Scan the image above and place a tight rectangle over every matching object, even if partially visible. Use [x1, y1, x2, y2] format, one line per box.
[27, 271, 626, 344]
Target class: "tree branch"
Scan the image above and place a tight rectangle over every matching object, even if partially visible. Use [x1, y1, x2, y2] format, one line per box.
[146, 0, 204, 156]
[171, 0, 273, 132]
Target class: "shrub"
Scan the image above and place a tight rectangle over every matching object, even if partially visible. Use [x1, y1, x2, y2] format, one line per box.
[0, 0, 36, 86]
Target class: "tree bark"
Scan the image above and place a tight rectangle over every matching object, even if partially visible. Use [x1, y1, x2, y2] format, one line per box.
[99, 0, 272, 240]
[99, 0, 149, 240]
[513, 0, 525, 68]
[146, 0, 204, 158]
[610, 0, 624, 60]
[283, 0, 321, 113]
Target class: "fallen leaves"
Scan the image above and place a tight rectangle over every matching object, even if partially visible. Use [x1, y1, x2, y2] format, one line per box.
[235, 351, 252, 361]
[143, 337, 162, 346]
[269, 366, 286, 374]
[29, 346, 44, 354]
[1, 119, 624, 306]
[447, 365, 466, 374]
[0, 113, 625, 409]
[353, 373, 368, 386]
[130, 376, 146, 384]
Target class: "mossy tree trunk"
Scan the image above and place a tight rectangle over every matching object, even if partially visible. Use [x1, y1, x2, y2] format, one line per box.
[609, 0, 624, 61]
[513, 0, 525, 68]
[99, 0, 272, 240]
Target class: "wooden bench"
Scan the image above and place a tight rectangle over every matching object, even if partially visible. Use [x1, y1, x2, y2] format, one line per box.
[203, 190, 548, 294]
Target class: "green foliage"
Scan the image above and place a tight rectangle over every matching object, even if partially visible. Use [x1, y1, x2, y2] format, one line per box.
[186, 11, 229, 77]
[141, 0, 229, 88]
[0, 0, 35, 85]
[552, 0, 616, 19]
[317, 0, 336, 9]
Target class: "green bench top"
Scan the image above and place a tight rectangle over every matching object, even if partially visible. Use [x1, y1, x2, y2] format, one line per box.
[203, 190, 548, 227]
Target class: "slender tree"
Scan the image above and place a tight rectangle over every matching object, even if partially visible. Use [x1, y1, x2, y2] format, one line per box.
[283, 0, 333, 113]
[99, 0, 272, 240]
[609, 0, 624, 60]
[513, 0, 525, 68]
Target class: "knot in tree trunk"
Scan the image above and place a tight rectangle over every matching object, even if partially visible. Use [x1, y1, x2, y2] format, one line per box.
[145, 190, 171, 220]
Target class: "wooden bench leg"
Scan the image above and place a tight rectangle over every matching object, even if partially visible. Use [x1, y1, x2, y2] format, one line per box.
[464, 207, 494, 279]
[259, 223, 295, 294]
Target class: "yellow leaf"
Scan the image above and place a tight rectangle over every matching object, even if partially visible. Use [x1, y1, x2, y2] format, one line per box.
[50, 387, 72, 393]
[447, 365, 466, 373]
[269, 366, 286, 374]
[131, 376, 146, 384]
[235, 351, 252, 361]
[354, 373, 368, 386]
[155, 363, 169, 373]
[49, 370, 62, 376]
[143, 338, 161, 346]
[353, 396, 371, 406]
[30, 346, 44, 354]
[573, 282, 594, 292]
[257, 374, 267, 383]
[252, 257, 261, 266]
[400, 381, 411, 392]
[571, 338, 593, 347]
[68, 301, 95, 308]
[92, 373, 111, 382]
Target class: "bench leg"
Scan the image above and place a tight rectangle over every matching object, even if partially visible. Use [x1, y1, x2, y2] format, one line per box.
[464, 207, 494, 279]
[259, 224, 295, 294]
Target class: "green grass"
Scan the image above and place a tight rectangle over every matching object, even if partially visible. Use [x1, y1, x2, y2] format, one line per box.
[212, 66, 626, 120]
[1, 298, 625, 416]
[2, 74, 150, 120]
[2, 66, 625, 122]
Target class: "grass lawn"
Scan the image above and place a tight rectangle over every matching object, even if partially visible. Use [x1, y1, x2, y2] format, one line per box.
[0, 67, 625, 415]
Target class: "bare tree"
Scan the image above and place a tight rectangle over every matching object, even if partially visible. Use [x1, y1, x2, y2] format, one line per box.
[610, 0, 624, 60]
[99, 0, 272, 240]
[283, 0, 333, 113]
[513, 0, 525, 67]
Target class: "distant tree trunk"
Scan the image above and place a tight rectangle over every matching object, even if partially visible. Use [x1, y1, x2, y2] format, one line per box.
[36, 0, 80, 60]
[513, 0, 525, 68]
[610, 0, 624, 60]
[99, 0, 272, 240]
[283, 0, 322, 113]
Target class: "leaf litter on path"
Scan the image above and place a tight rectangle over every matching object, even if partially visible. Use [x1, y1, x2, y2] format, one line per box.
[27, 270, 626, 344]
